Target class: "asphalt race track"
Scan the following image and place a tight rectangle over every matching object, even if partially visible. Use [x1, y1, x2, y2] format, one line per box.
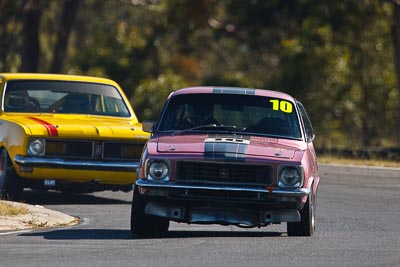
[1, 164, 400, 267]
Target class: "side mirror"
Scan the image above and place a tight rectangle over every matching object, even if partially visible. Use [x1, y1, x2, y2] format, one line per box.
[142, 120, 155, 133]
[308, 133, 315, 143]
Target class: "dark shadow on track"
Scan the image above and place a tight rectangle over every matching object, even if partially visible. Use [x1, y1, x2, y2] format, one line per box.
[20, 229, 284, 240]
[18, 190, 131, 205]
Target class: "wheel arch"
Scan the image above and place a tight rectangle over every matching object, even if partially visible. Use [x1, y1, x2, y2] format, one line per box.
[0, 119, 30, 167]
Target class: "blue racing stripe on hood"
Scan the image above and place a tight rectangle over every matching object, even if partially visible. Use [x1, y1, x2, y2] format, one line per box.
[204, 135, 250, 162]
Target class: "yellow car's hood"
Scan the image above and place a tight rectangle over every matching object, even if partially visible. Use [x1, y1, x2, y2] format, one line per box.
[6, 114, 149, 140]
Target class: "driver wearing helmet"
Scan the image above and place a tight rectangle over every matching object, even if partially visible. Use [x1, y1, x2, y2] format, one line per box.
[5, 90, 40, 112]
[181, 103, 218, 128]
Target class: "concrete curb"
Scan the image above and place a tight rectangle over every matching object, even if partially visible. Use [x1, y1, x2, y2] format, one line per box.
[0, 200, 79, 232]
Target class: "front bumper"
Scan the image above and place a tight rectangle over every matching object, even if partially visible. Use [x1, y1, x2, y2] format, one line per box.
[20, 177, 133, 193]
[14, 155, 139, 172]
[136, 179, 310, 196]
[136, 179, 311, 226]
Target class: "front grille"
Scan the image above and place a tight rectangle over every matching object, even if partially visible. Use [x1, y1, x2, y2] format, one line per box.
[103, 142, 144, 160]
[45, 140, 93, 158]
[44, 139, 145, 160]
[176, 161, 273, 186]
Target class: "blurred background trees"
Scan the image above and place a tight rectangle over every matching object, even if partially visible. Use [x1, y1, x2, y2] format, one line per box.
[0, 0, 399, 149]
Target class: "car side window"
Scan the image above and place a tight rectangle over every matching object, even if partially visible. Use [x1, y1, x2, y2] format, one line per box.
[297, 101, 315, 142]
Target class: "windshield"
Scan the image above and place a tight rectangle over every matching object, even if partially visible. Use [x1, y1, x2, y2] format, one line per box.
[158, 93, 302, 139]
[3, 80, 131, 117]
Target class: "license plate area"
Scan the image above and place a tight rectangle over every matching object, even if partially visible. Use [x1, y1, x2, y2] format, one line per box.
[44, 179, 56, 187]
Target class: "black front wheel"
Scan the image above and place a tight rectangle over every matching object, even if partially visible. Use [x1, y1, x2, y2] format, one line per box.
[287, 188, 316, 237]
[130, 186, 169, 237]
[0, 149, 23, 201]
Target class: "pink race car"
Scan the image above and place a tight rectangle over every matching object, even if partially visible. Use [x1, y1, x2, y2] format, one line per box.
[131, 87, 319, 237]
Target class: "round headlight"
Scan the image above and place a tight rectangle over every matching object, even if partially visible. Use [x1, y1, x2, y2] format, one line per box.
[148, 161, 169, 181]
[28, 139, 45, 156]
[279, 167, 301, 187]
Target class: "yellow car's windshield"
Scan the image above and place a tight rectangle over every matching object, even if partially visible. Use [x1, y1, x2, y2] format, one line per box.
[3, 80, 131, 117]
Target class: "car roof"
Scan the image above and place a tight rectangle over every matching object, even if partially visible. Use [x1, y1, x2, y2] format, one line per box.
[0, 73, 119, 87]
[169, 86, 296, 102]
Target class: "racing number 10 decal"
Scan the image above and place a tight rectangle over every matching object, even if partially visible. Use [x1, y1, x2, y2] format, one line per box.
[269, 99, 293, 113]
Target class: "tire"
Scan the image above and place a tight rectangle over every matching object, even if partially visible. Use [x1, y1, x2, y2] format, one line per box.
[130, 186, 169, 236]
[0, 149, 23, 201]
[287, 188, 316, 237]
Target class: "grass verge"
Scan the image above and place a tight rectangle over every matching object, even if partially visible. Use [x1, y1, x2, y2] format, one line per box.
[318, 155, 400, 168]
[0, 201, 29, 216]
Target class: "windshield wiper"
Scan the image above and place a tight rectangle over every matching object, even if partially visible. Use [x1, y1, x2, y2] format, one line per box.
[173, 124, 238, 135]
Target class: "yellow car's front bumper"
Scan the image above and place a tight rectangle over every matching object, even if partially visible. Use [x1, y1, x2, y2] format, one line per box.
[14, 155, 137, 185]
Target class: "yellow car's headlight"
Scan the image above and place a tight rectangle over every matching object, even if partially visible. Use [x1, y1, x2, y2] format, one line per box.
[28, 139, 45, 156]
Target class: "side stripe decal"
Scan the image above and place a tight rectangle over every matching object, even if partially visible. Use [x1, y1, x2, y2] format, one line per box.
[27, 117, 59, 137]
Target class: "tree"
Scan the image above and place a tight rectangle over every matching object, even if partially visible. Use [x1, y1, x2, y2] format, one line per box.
[1, 0, 399, 148]
[392, 0, 400, 145]
[0, 0, 23, 72]
[50, 0, 80, 73]
[21, 0, 41, 72]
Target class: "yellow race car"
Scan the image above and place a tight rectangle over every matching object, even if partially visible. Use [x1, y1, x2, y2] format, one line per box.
[0, 73, 149, 200]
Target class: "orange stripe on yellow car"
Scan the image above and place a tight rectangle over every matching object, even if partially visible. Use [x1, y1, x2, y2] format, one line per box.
[27, 117, 58, 136]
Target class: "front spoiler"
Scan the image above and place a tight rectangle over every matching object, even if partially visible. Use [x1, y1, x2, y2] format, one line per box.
[145, 201, 301, 225]
[136, 179, 310, 226]
[14, 155, 139, 172]
[136, 179, 310, 196]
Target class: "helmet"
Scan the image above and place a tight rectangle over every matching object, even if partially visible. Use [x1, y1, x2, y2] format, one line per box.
[6, 90, 29, 109]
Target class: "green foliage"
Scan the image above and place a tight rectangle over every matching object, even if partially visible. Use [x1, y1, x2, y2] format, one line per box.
[130, 72, 188, 121]
[0, 0, 399, 148]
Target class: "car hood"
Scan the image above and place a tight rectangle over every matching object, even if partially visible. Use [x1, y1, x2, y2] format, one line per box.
[156, 134, 304, 159]
[6, 114, 149, 140]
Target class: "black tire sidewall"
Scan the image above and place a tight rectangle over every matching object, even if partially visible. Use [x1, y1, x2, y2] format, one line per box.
[0, 149, 22, 200]
[130, 186, 169, 236]
[0, 149, 7, 193]
[287, 188, 315, 236]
